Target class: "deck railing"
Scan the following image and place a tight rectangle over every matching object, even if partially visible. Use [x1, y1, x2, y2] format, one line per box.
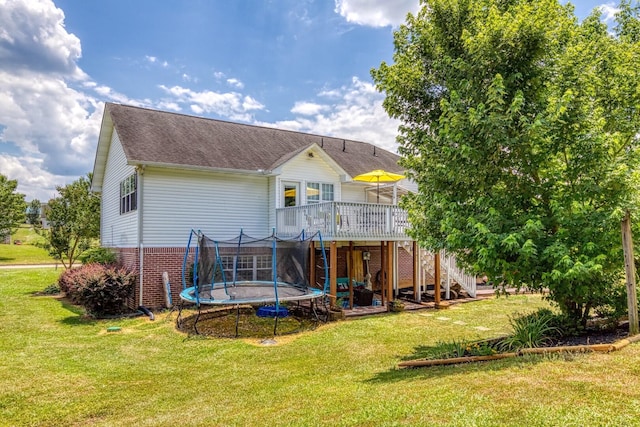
[441, 251, 477, 298]
[276, 201, 410, 241]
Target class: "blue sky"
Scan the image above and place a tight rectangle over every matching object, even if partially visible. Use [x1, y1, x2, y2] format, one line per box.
[0, 0, 624, 201]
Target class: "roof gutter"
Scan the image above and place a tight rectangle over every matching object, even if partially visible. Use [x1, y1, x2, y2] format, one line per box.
[127, 160, 274, 176]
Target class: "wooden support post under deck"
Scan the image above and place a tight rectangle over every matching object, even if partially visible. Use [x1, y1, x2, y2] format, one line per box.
[387, 241, 394, 302]
[330, 241, 337, 305]
[310, 240, 316, 288]
[348, 241, 354, 309]
[622, 212, 639, 335]
[380, 241, 386, 306]
[413, 241, 419, 302]
[434, 251, 441, 306]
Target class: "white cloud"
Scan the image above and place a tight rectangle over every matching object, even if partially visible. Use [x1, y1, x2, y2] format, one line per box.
[156, 101, 181, 112]
[242, 96, 263, 111]
[145, 55, 157, 63]
[0, 154, 62, 201]
[159, 85, 265, 121]
[598, 3, 620, 22]
[227, 78, 244, 89]
[92, 84, 140, 105]
[0, 69, 103, 175]
[0, 0, 102, 201]
[265, 77, 400, 153]
[291, 101, 329, 116]
[0, 0, 86, 79]
[334, 0, 419, 28]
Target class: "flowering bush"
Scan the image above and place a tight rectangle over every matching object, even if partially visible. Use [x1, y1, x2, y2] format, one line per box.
[58, 263, 106, 304]
[58, 264, 136, 316]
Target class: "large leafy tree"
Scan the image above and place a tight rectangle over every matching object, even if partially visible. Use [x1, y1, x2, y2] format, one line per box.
[372, 0, 640, 327]
[0, 174, 27, 241]
[41, 174, 100, 269]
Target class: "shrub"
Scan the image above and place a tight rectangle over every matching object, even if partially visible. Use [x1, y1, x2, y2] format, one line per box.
[389, 299, 405, 312]
[78, 247, 117, 265]
[58, 263, 105, 304]
[41, 283, 60, 295]
[592, 282, 629, 329]
[430, 339, 497, 359]
[58, 263, 136, 315]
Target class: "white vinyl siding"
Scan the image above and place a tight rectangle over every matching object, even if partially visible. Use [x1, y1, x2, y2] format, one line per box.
[278, 153, 341, 206]
[142, 168, 270, 246]
[267, 175, 276, 230]
[340, 183, 368, 203]
[100, 130, 138, 247]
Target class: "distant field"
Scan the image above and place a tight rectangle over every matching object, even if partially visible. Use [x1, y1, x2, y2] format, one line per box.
[0, 225, 55, 265]
[12, 224, 46, 245]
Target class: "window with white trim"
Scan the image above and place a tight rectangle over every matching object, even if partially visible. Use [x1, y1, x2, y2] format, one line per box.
[306, 182, 334, 203]
[219, 255, 272, 282]
[120, 174, 137, 215]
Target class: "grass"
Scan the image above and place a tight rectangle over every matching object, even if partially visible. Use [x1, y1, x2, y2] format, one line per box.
[3, 269, 640, 426]
[0, 225, 55, 265]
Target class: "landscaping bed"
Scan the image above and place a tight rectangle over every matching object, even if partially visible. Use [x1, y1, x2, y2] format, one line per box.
[399, 308, 638, 368]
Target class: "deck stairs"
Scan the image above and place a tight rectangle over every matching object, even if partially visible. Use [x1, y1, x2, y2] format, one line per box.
[398, 242, 477, 299]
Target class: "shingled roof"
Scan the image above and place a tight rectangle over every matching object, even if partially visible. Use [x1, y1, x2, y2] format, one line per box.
[99, 103, 403, 178]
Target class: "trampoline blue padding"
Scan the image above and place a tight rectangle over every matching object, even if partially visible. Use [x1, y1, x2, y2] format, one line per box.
[256, 306, 289, 318]
[179, 281, 324, 306]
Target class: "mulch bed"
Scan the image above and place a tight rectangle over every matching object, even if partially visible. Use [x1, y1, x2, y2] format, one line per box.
[547, 322, 630, 347]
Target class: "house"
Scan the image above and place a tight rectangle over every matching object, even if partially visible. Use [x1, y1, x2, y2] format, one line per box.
[91, 103, 474, 310]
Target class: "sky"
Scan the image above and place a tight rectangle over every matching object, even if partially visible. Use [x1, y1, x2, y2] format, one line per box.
[0, 0, 625, 202]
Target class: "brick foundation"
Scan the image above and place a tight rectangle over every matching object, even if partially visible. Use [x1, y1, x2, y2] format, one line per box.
[115, 247, 194, 310]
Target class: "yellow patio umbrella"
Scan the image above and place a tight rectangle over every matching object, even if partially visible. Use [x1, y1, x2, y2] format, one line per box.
[352, 169, 405, 203]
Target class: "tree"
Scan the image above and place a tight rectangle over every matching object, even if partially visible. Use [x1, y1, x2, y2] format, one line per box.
[372, 0, 640, 328]
[26, 199, 41, 228]
[40, 174, 100, 269]
[0, 174, 27, 242]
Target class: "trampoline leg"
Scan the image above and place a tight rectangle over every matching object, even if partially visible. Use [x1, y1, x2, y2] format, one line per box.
[176, 303, 184, 328]
[273, 315, 279, 336]
[311, 298, 321, 323]
[194, 306, 201, 335]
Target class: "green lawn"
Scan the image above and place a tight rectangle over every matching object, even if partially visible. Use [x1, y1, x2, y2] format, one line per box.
[0, 225, 55, 265]
[2, 268, 640, 426]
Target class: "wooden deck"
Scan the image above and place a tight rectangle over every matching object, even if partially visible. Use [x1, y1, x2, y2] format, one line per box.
[341, 286, 501, 318]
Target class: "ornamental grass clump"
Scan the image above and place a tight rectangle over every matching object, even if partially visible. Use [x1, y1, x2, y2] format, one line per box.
[498, 308, 561, 351]
[57, 263, 136, 316]
[430, 339, 497, 359]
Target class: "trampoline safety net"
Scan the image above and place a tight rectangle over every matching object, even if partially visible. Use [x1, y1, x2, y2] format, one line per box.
[181, 230, 326, 307]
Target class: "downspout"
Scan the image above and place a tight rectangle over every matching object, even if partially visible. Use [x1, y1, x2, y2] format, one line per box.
[137, 165, 145, 307]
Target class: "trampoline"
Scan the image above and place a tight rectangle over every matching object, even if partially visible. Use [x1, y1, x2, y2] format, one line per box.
[180, 281, 324, 306]
[178, 229, 328, 336]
